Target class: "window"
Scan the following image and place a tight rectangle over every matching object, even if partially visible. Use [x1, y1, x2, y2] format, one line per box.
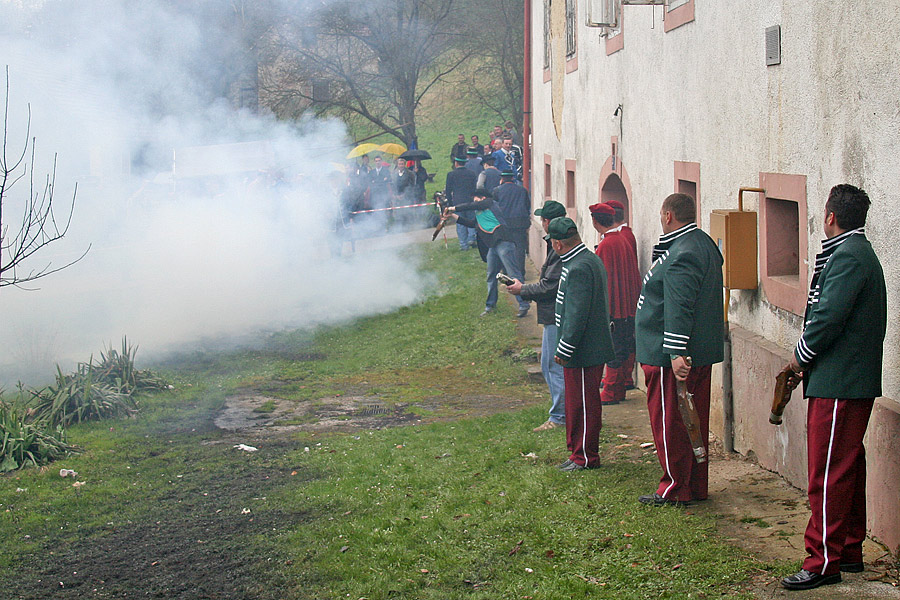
[543, 0, 551, 71]
[544, 155, 552, 201]
[605, 7, 623, 55]
[565, 160, 576, 209]
[674, 161, 701, 227]
[565, 0, 578, 72]
[664, 0, 694, 32]
[759, 172, 808, 315]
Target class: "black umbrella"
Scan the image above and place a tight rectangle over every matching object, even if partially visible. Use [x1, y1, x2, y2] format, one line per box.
[399, 149, 432, 160]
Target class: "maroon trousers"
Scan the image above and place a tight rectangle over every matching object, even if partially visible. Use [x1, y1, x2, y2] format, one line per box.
[563, 365, 604, 467]
[601, 364, 626, 405]
[643, 364, 711, 502]
[802, 397, 874, 575]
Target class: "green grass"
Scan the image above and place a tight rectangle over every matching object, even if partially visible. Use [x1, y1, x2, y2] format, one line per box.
[272, 408, 761, 599]
[0, 243, 771, 598]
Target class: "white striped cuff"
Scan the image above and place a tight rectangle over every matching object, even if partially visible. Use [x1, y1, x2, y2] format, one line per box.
[796, 336, 816, 364]
[663, 331, 689, 352]
[556, 339, 575, 358]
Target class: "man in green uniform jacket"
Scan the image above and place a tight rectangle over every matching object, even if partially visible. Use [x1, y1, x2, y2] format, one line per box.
[635, 193, 723, 506]
[548, 217, 615, 471]
[780, 184, 886, 591]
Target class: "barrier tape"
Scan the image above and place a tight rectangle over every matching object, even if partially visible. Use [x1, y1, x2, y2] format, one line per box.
[349, 202, 433, 215]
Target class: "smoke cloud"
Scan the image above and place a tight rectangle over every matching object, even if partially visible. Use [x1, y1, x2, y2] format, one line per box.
[0, 0, 429, 384]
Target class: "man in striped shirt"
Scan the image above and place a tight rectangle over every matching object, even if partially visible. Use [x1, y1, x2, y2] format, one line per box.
[781, 184, 886, 591]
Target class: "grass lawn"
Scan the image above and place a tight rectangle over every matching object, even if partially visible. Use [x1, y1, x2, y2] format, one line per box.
[0, 243, 771, 599]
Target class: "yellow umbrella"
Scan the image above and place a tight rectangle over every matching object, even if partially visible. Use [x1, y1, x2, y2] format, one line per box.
[346, 143, 380, 159]
[377, 142, 407, 156]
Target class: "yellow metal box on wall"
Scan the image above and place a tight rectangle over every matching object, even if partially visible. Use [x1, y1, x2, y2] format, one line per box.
[710, 210, 758, 290]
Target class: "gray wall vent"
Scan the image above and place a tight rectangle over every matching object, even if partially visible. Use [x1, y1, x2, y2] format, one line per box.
[766, 25, 781, 66]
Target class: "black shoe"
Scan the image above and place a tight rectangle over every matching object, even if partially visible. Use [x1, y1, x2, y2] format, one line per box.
[781, 569, 841, 590]
[557, 459, 574, 470]
[638, 492, 691, 507]
[517, 307, 529, 318]
[840, 562, 864, 573]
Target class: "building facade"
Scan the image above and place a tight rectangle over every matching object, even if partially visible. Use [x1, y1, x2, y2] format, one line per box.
[530, 0, 900, 554]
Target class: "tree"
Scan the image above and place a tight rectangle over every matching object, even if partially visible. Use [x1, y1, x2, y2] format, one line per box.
[0, 68, 87, 289]
[259, 0, 476, 146]
[456, 0, 524, 131]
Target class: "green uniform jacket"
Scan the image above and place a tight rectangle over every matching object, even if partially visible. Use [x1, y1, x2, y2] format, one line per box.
[554, 243, 615, 368]
[795, 230, 886, 399]
[635, 223, 724, 367]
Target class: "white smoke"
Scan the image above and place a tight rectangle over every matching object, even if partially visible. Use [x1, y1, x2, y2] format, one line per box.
[0, 1, 429, 384]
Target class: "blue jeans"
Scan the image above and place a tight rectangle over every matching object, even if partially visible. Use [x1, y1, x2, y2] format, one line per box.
[486, 240, 528, 310]
[456, 223, 476, 250]
[542, 324, 566, 424]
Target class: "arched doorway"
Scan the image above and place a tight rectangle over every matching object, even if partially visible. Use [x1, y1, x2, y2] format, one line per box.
[600, 173, 629, 220]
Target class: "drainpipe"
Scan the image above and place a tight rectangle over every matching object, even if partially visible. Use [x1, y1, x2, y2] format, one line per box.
[523, 0, 532, 191]
[722, 186, 765, 453]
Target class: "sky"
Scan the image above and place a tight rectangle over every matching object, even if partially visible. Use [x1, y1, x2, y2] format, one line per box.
[0, 0, 429, 384]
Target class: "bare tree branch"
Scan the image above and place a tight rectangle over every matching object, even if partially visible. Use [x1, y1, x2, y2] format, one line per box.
[0, 67, 89, 290]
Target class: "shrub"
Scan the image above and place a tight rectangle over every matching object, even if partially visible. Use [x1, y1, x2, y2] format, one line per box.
[0, 395, 78, 472]
[93, 337, 169, 394]
[28, 364, 136, 427]
[27, 338, 168, 427]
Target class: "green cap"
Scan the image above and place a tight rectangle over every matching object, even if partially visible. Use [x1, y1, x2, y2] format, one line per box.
[544, 216, 578, 241]
[534, 201, 566, 220]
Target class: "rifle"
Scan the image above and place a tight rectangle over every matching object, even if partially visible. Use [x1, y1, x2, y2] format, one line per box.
[675, 357, 707, 464]
[431, 191, 451, 243]
[769, 365, 802, 425]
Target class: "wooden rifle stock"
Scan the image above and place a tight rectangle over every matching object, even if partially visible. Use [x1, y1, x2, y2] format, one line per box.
[769, 365, 801, 425]
[675, 357, 707, 464]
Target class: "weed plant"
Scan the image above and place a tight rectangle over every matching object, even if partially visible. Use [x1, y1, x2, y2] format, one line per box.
[0, 395, 77, 472]
[28, 364, 136, 427]
[28, 339, 168, 427]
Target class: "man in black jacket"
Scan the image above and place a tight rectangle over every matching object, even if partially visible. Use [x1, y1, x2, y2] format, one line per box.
[493, 170, 532, 317]
[450, 133, 468, 163]
[444, 156, 478, 250]
[506, 201, 567, 431]
[369, 156, 392, 209]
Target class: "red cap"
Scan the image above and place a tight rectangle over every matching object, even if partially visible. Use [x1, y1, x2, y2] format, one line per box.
[589, 202, 615, 215]
[605, 200, 625, 211]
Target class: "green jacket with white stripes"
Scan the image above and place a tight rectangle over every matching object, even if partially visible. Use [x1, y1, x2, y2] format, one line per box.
[635, 223, 724, 367]
[795, 230, 886, 399]
[553, 243, 615, 368]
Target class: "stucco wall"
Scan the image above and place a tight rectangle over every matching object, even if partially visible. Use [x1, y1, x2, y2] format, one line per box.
[530, 0, 900, 554]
